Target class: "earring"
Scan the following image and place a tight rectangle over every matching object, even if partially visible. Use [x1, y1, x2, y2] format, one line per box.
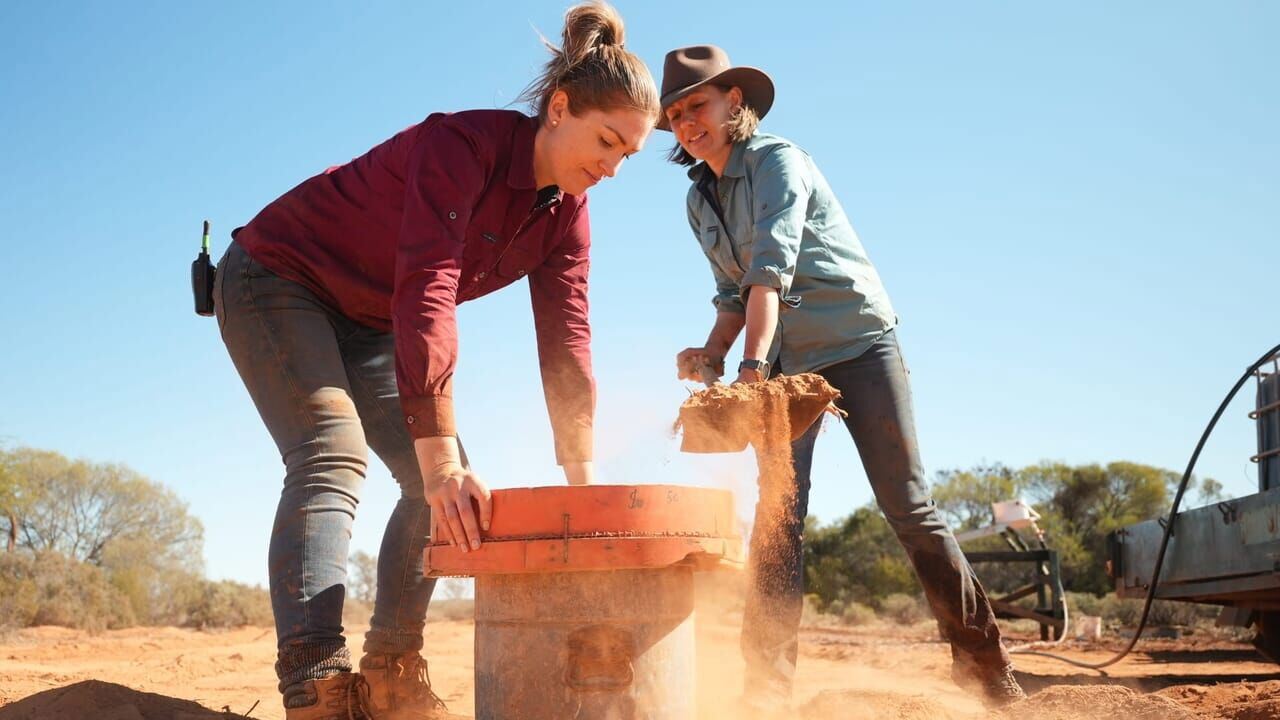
[552, 120, 559, 127]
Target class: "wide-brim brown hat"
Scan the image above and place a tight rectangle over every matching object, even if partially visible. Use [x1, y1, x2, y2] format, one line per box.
[656, 45, 774, 131]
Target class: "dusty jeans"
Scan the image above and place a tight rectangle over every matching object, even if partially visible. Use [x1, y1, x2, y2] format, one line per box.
[215, 240, 446, 692]
[742, 330, 1009, 699]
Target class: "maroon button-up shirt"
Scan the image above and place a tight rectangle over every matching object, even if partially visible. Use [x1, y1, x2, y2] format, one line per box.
[235, 110, 594, 463]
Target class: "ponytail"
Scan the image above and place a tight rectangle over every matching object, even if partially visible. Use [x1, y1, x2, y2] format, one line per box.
[518, 1, 659, 122]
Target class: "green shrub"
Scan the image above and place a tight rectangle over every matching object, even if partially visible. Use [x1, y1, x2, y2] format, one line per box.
[1066, 591, 1105, 618]
[28, 551, 135, 631]
[183, 579, 273, 629]
[878, 593, 928, 625]
[0, 553, 39, 629]
[1095, 595, 1218, 629]
[427, 599, 474, 622]
[799, 595, 841, 628]
[841, 602, 876, 626]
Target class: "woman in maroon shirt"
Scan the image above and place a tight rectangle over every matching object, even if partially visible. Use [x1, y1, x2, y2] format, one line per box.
[214, 3, 658, 717]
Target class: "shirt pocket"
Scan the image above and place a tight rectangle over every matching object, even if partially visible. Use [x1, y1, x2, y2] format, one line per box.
[698, 224, 721, 251]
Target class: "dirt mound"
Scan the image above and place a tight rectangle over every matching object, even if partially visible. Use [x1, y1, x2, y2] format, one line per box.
[1157, 680, 1280, 719]
[0, 680, 252, 720]
[800, 689, 957, 720]
[997, 685, 1195, 720]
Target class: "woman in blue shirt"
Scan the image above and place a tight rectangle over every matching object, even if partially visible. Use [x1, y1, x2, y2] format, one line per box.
[659, 45, 1025, 713]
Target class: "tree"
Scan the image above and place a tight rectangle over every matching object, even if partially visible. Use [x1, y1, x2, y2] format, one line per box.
[349, 550, 377, 604]
[803, 505, 918, 610]
[0, 448, 51, 554]
[2, 447, 204, 623]
[0, 450, 19, 551]
[929, 460, 1223, 597]
[930, 462, 1025, 531]
[5, 448, 203, 567]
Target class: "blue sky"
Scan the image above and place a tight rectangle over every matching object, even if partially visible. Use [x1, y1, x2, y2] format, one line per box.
[1, 2, 1276, 586]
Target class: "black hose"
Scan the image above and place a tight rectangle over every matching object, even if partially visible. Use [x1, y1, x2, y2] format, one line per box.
[1011, 341, 1280, 671]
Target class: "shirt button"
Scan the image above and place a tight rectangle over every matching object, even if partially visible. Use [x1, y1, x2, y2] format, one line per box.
[476, 271, 488, 280]
[406, 415, 415, 424]
[448, 211, 457, 220]
[517, 269, 525, 277]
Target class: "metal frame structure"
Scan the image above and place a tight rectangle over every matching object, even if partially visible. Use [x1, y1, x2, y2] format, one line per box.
[1109, 353, 1280, 620]
[958, 501, 1067, 640]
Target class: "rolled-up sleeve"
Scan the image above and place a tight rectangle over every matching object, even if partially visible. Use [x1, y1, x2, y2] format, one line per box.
[529, 198, 595, 464]
[392, 119, 491, 439]
[687, 190, 745, 315]
[741, 146, 811, 302]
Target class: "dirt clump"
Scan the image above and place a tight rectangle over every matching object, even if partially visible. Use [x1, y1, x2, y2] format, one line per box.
[995, 685, 1195, 720]
[1157, 680, 1280, 719]
[0, 680, 253, 720]
[800, 688, 958, 719]
[675, 372, 840, 457]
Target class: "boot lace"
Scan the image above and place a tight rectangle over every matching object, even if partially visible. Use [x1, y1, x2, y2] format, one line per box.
[395, 654, 449, 713]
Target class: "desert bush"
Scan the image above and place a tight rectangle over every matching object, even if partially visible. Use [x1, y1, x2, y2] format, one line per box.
[804, 507, 919, 610]
[800, 594, 841, 627]
[427, 599, 474, 622]
[1095, 595, 1218, 629]
[878, 593, 928, 625]
[1066, 591, 1106, 618]
[183, 579, 273, 629]
[25, 551, 135, 631]
[0, 552, 40, 629]
[343, 598, 374, 628]
[841, 602, 877, 626]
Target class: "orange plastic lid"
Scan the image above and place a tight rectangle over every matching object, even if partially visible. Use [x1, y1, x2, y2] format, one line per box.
[423, 484, 743, 577]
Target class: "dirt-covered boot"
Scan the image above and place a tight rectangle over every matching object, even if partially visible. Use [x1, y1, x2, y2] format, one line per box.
[951, 661, 1028, 708]
[282, 671, 370, 720]
[359, 651, 450, 720]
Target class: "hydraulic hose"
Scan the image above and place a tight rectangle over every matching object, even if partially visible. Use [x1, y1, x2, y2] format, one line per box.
[1010, 341, 1280, 670]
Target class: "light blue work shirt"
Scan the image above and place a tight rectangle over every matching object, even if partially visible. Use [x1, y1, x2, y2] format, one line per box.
[685, 132, 897, 374]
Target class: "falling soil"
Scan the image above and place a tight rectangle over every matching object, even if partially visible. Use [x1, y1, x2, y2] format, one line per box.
[799, 688, 958, 720]
[0, 679, 253, 720]
[1157, 681, 1280, 720]
[995, 684, 1196, 720]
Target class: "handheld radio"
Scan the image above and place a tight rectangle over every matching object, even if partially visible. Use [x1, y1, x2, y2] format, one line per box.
[192, 220, 216, 316]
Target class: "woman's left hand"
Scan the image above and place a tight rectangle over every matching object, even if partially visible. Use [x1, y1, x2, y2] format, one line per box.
[563, 461, 594, 486]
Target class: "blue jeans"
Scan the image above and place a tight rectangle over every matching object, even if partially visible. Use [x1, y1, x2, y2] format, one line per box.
[742, 330, 1009, 696]
[215, 240, 448, 691]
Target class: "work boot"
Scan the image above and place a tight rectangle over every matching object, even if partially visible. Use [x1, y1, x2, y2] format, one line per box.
[282, 671, 370, 720]
[359, 651, 450, 720]
[951, 661, 1028, 708]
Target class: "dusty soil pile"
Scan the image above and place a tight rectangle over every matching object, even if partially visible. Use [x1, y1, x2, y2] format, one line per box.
[997, 685, 1196, 720]
[800, 688, 957, 719]
[0, 680, 252, 720]
[1157, 680, 1280, 720]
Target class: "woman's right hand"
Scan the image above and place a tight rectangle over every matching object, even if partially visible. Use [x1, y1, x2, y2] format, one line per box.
[676, 347, 725, 382]
[416, 437, 492, 552]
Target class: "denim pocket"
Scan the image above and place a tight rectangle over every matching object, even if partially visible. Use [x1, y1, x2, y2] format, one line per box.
[241, 253, 278, 281]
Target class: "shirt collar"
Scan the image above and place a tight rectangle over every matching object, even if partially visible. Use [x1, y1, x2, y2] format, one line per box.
[510, 114, 565, 209]
[507, 114, 539, 190]
[685, 139, 749, 182]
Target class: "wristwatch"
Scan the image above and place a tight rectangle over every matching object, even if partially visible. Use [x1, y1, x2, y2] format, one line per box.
[738, 358, 771, 381]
